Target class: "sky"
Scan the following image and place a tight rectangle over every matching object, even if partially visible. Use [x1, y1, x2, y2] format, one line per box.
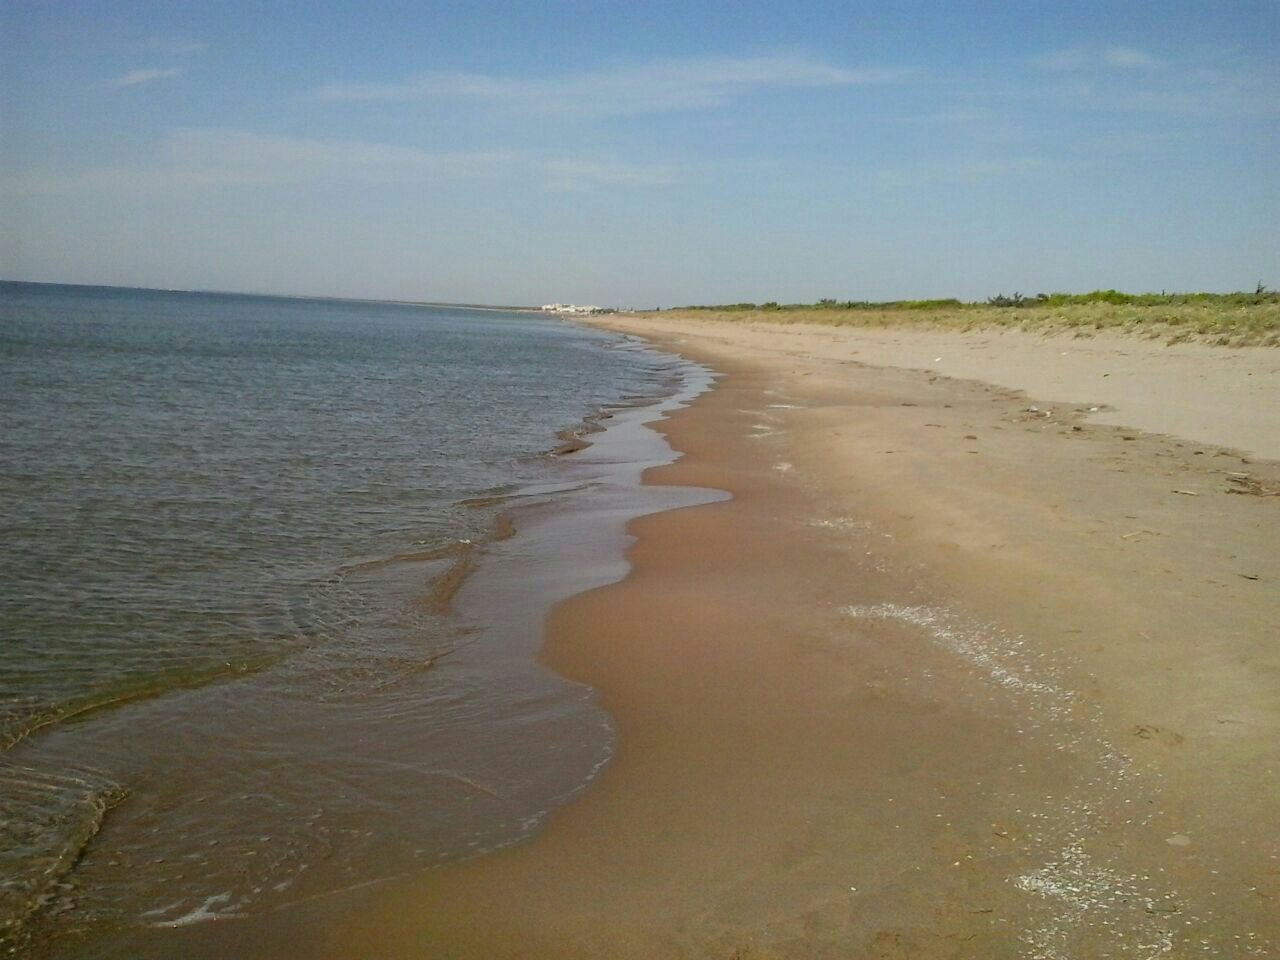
[2, 1, 1277, 307]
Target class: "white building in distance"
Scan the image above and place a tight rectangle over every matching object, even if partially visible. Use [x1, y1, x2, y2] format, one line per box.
[540, 303, 609, 315]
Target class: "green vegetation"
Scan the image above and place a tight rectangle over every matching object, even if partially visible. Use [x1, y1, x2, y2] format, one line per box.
[653, 286, 1280, 346]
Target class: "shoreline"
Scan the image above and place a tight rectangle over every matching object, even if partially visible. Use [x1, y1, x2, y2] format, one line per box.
[6, 320, 706, 957]
[15, 335, 716, 958]
[126, 317, 1277, 957]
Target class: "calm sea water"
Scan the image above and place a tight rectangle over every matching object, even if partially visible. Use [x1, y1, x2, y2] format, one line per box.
[0, 282, 695, 955]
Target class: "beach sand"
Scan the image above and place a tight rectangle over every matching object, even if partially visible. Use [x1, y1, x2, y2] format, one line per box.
[151, 316, 1278, 958]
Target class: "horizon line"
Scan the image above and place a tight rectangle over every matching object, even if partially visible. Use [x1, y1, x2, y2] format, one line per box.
[0, 278, 541, 314]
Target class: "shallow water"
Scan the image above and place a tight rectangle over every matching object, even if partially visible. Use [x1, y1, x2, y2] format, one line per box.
[0, 283, 712, 954]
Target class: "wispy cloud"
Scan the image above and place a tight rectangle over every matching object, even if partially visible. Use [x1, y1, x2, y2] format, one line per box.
[1045, 64, 1278, 118]
[1001, 46, 1278, 118]
[158, 129, 515, 185]
[1102, 46, 1157, 69]
[313, 55, 915, 115]
[1035, 46, 1158, 72]
[110, 67, 183, 88]
[2, 129, 677, 195]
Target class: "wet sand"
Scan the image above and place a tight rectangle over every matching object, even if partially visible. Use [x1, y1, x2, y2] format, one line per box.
[154, 318, 1278, 958]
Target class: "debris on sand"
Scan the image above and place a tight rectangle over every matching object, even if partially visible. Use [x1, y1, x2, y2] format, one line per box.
[1225, 473, 1280, 497]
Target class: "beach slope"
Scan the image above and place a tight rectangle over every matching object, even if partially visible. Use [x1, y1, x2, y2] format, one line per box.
[156, 315, 1279, 958]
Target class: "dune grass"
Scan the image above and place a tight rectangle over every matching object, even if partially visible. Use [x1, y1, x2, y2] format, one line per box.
[647, 290, 1280, 347]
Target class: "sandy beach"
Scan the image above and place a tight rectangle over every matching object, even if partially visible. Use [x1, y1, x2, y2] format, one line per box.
[12, 4, 1277, 955]
[150, 314, 1278, 959]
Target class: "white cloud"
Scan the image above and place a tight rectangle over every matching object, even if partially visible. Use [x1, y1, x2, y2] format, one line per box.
[110, 68, 183, 87]
[1035, 46, 1157, 72]
[1, 129, 677, 195]
[313, 55, 915, 115]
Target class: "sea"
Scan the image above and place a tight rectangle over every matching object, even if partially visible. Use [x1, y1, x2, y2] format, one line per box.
[0, 281, 717, 957]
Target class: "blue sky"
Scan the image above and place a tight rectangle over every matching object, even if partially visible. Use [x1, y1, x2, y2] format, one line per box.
[2, 1, 1276, 306]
